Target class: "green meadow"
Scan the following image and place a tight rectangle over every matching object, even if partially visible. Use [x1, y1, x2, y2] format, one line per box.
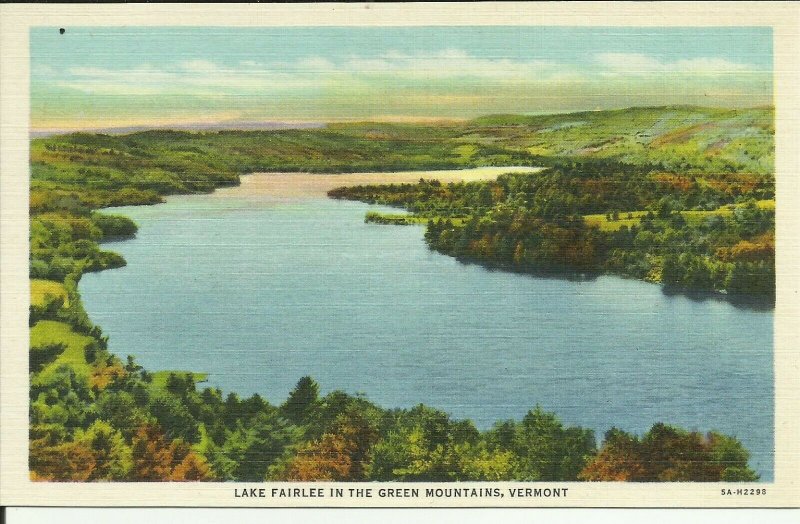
[584, 199, 776, 232]
[30, 279, 69, 308]
[30, 320, 94, 380]
[149, 371, 210, 391]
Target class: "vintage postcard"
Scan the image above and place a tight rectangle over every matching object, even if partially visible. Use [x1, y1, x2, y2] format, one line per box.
[1, 2, 798, 509]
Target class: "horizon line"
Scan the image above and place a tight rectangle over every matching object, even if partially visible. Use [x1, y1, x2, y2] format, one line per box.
[30, 104, 775, 138]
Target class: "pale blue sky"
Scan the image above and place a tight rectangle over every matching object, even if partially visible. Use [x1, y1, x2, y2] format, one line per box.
[30, 26, 773, 129]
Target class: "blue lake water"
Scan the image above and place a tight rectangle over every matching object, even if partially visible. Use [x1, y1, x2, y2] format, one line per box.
[79, 173, 774, 479]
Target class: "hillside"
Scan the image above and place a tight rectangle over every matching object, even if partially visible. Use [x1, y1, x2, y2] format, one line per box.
[31, 106, 773, 212]
[464, 106, 773, 174]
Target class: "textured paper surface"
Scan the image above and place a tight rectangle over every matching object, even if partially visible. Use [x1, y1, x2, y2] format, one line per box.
[1, 2, 799, 508]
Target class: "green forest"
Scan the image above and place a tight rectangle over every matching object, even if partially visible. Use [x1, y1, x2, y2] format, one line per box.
[329, 162, 774, 302]
[28, 106, 773, 481]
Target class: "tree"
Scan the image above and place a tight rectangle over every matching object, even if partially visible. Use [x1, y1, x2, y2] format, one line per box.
[579, 428, 647, 481]
[580, 424, 759, 482]
[75, 420, 133, 480]
[368, 405, 479, 481]
[369, 426, 456, 481]
[507, 407, 596, 481]
[458, 442, 514, 481]
[276, 433, 352, 481]
[281, 376, 320, 424]
[661, 255, 685, 288]
[29, 440, 97, 481]
[641, 423, 720, 481]
[148, 391, 200, 442]
[169, 451, 215, 481]
[30, 342, 66, 373]
[130, 424, 177, 480]
[217, 411, 300, 481]
[95, 390, 144, 439]
[708, 433, 759, 481]
[727, 261, 774, 298]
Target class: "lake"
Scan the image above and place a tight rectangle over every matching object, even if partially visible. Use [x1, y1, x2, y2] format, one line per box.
[79, 169, 774, 479]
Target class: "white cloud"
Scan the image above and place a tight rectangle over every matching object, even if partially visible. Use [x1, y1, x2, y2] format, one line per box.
[178, 60, 220, 73]
[595, 53, 759, 75]
[68, 64, 175, 82]
[293, 56, 337, 72]
[54, 50, 578, 96]
[62, 61, 308, 94]
[672, 57, 756, 73]
[51, 50, 765, 101]
[335, 49, 564, 79]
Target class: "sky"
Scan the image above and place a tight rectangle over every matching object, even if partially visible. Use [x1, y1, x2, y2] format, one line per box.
[30, 26, 773, 130]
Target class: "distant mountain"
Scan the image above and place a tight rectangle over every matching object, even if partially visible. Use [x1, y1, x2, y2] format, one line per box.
[30, 120, 326, 138]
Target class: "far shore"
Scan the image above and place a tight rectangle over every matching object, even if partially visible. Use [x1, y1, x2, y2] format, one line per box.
[212, 166, 543, 199]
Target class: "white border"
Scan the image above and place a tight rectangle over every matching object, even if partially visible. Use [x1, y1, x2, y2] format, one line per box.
[1, 2, 798, 508]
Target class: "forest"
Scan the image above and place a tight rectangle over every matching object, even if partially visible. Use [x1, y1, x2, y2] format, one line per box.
[329, 162, 775, 303]
[28, 106, 773, 481]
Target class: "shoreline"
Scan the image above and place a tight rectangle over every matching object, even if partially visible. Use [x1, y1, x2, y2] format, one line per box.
[210, 166, 544, 200]
[96, 166, 774, 311]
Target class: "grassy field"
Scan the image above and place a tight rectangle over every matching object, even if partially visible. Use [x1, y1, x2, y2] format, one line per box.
[584, 199, 775, 232]
[364, 212, 469, 226]
[150, 370, 209, 390]
[30, 279, 69, 307]
[29, 320, 94, 379]
[583, 211, 650, 232]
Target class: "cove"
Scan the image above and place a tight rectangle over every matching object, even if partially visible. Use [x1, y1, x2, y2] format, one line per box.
[79, 170, 774, 479]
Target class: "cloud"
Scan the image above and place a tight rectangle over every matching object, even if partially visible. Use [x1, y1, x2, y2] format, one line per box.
[672, 57, 758, 73]
[178, 60, 220, 73]
[335, 49, 565, 79]
[595, 53, 760, 75]
[59, 60, 314, 95]
[57, 51, 762, 100]
[68, 64, 175, 80]
[53, 51, 579, 96]
[293, 56, 337, 72]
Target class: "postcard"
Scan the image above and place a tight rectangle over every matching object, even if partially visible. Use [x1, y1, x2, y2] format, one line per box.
[1, 2, 798, 509]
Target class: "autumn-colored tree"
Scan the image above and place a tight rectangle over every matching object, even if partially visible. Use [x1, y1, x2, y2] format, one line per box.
[276, 408, 379, 481]
[279, 433, 352, 481]
[130, 424, 177, 480]
[580, 424, 759, 482]
[578, 428, 647, 481]
[716, 238, 774, 263]
[169, 451, 215, 481]
[640, 423, 718, 481]
[29, 440, 97, 481]
[332, 408, 380, 479]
